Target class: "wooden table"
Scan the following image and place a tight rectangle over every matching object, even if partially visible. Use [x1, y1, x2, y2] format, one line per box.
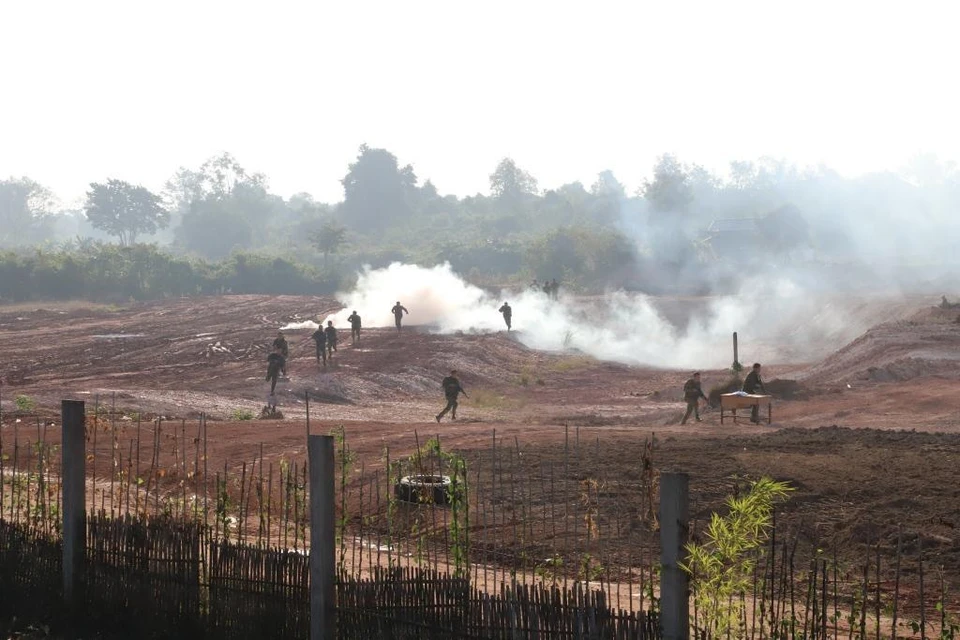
[720, 393, 772, 424]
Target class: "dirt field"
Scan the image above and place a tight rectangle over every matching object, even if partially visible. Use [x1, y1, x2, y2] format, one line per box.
[2, 293, 959, 586]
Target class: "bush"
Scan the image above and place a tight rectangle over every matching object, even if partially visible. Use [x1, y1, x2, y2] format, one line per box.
[523, 226, 636, 288]
[0, 243, 344, 303]
[14, 394, 36, 412]
[231, 408, 255, 421]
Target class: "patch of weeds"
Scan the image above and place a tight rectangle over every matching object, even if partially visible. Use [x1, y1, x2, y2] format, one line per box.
[518, 364, 544, 386]
[14, 395, 36, 412]
[468, 389, 521, 410]
[231, 408, 255, 421]
[547, 354, 595, 373]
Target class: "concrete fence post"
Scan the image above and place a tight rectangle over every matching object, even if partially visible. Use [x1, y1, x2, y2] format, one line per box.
[309, 434, 336, 640]
[61, 400, 86, 627]
[660, 472, 690, 640]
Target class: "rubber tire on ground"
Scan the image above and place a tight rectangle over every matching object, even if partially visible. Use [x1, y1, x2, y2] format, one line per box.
[395, 474, 453, 505]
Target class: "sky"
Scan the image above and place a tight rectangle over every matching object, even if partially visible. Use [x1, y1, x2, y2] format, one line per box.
[1, 0, 958, 206]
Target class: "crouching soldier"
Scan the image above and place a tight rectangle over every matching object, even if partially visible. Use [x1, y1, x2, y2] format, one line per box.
[436, 370, 467, 422]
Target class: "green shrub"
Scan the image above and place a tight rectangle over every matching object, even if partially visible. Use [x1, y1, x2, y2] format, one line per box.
[231, 408, 254, 421]
[14, 394, 36, 412]
[0, 243, 344, 303]
[682, 477, 793, 638]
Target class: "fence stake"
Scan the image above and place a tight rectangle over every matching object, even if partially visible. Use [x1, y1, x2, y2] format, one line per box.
[62, 399, 87, 631]
[660, 472, 690, 640]
[309, 434, 335, 640]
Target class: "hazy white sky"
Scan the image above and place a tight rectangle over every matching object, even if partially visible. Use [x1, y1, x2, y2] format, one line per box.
[1, 1, 958, 206]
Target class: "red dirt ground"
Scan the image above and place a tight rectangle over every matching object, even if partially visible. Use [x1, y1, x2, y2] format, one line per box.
[2, 294, 959, 592]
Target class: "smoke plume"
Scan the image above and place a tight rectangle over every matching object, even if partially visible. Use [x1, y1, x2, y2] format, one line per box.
[313, 262, 862, 370]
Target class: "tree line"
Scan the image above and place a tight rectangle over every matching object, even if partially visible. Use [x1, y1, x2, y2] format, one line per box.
[0, 243, 341, 303]
[2, 147, 959, 301]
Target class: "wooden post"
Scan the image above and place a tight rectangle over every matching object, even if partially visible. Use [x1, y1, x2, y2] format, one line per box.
[309, 434, 335, 640]
[62, 400, 87, 626]
[660, 472, 690, 640]
[733, 332, 740, 369]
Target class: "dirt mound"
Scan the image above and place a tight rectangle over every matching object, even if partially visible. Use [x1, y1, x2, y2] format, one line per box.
[707, 375, 742, 406]
[764, 378, 805, 399]
[706, 376, 806, 406]
[800, 306, 960, 386]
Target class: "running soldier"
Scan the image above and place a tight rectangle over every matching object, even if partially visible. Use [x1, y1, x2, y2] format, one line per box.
[272, 331, 289, 377]
[347, 310, 362, 345]
[324, 320, 338, 360]
[391, 301, 409, 334]
[266, 347, 285, 395]
[498, 301, 512, 331]
[311, 325, 327, 366]
[680, 372, 707, 424]
[436, 370, 467, 422]
[742, 363, 767, 423]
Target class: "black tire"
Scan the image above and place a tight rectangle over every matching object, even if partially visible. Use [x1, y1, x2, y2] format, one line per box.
[395, 474, 453, 505]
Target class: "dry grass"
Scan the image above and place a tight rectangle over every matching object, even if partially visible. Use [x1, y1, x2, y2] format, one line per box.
[467, 389, 524, 410]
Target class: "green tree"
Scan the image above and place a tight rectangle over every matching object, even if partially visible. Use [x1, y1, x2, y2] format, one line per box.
[0, 177, 55, 246]
[642, 154, 693, 214]
[175, 197, 253, 260]
[340, 144, 417, 233]
[489, 157, 538, 210]
[197, 152, 267, 199]
[311, 220, 349, 266]
[682, 477, 793, 639]
[590, 170, 625, 199]
[84, 179, 169, 246]
[162, 167, 205, 217]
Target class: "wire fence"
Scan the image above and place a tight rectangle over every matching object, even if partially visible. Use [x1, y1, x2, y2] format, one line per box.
[1, 397, 958, 638]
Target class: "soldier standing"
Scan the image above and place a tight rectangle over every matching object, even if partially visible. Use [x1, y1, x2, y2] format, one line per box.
[742, 363, 767, 423]
[391, 301, 409, 334]
[347, 310, 362, 345]
[680, 372, 707, 424]
[324, 320, 338, 360]
[311, 325, 327, 366]
[498, 301, 513, 331]
[436, 370, 467, 422]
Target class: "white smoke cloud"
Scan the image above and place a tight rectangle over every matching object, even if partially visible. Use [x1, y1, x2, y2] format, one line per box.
[322, 262, 858, 370]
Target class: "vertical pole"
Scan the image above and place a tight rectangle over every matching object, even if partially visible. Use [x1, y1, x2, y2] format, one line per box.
[62, 400, 86, 627]
[660, 472, 690, 640]
[309, 434, 335, 640]
[305, 391, 311, 438]
[733, 332, 739, 369]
